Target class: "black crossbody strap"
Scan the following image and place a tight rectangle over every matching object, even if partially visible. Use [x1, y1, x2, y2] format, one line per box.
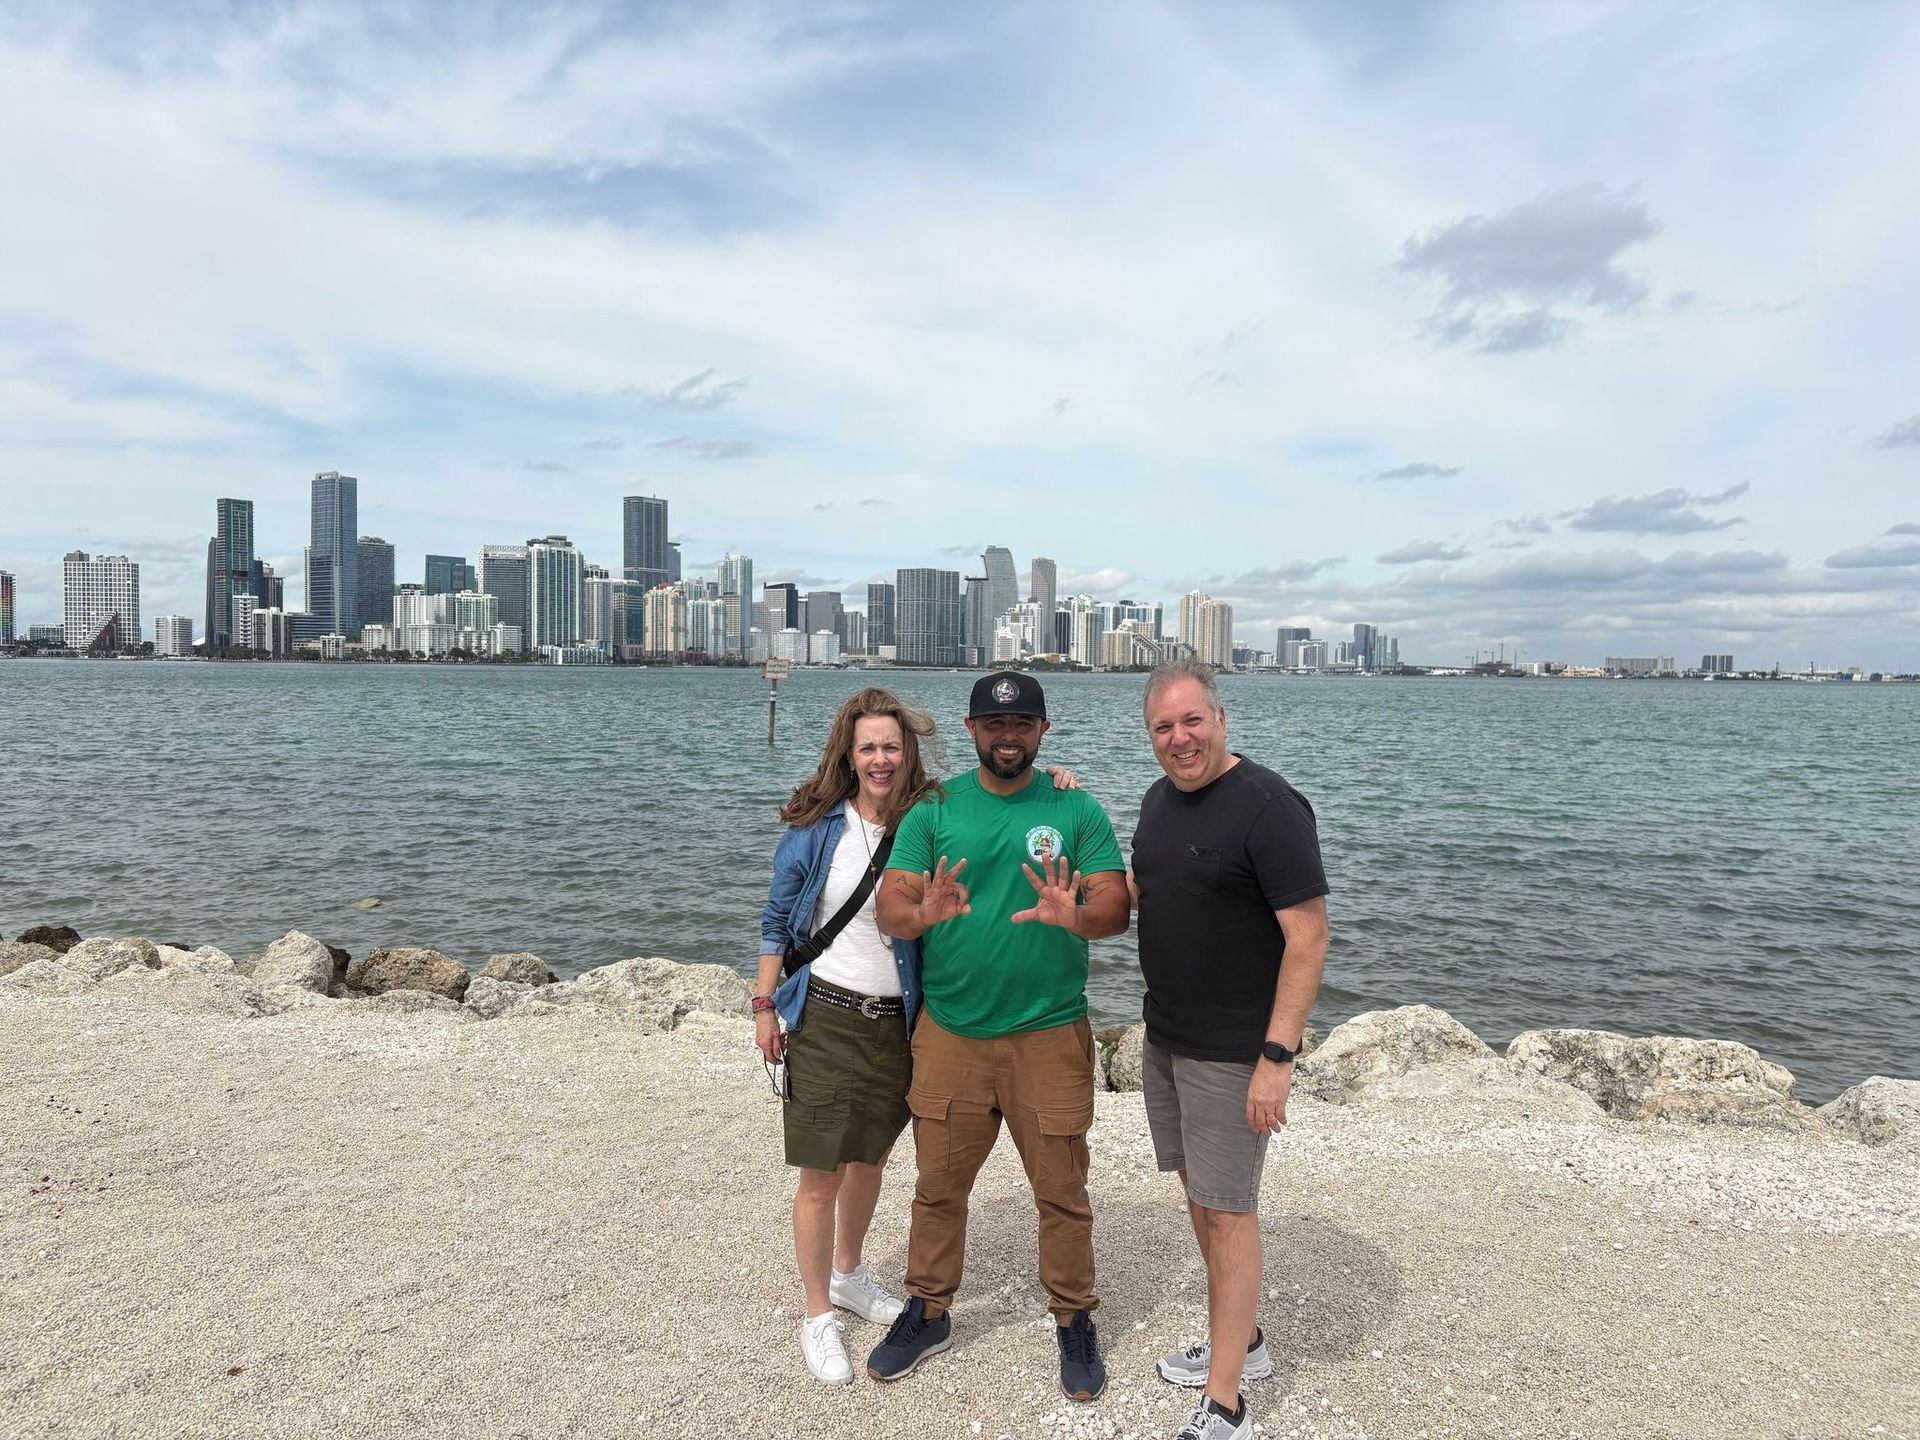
[784, 830, 895, 975]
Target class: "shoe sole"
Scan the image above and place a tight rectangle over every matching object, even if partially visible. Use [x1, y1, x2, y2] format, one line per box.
[866, 1334, 952, 1383]
[1156, 1356, 1274, 1387]
[1060, 1377, 1108, 1403]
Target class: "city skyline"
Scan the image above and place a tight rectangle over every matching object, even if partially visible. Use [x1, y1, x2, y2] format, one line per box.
[1, 5, 1916, 666]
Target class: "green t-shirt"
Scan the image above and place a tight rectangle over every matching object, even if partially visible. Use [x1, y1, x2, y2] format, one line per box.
[890, 770, 1126, 1038]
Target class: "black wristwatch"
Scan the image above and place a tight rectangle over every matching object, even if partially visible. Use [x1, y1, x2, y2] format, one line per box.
[1259, 1039, 1297, 1065]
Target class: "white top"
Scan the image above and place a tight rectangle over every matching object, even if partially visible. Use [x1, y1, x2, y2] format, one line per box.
[807, 812, 902, 997]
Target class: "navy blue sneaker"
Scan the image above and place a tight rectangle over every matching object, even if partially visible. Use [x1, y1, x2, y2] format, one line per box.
[866, 1297, 952, 1382]
[1058, 1309, 1106, 1401]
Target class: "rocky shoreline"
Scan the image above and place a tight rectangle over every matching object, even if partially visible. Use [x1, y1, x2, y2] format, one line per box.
[4, 929, 1917, 1439]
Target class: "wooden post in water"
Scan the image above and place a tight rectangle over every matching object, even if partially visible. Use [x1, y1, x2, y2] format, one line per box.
[763, 658, 790, 744]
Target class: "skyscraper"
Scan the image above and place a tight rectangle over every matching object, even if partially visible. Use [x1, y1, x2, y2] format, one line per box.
[866, 582, 896, 651]
[895, 568, 961, 665]
[1029, 557, 1057, 624]
[963, 575, 992, 665]
[0, 570, 14, 644]
[204, 498, 254, 651]
[63, 551, 140, 651]
[623, 495, 670, 589]
[479, 544, 531, 642]
[804, 590, 844, 640]
[356, 537, 395, 639]
[425, 554, 476, 594]
[308, 471, 358, 637]
[1198, 599, 1235, 670]
[1178, 590, 1208, 651]
[981, 546, 1018, 628]
[153, 614, 193, 656]
[763, 582, 800, 631]
[718, 553, 753, 657]
[527, 536, 584, 647]
[1352, 622, 1379, 671]
[644, 585, 688, 657]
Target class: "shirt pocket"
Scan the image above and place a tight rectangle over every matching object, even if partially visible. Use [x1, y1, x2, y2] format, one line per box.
[1177, 844, 1222, 896]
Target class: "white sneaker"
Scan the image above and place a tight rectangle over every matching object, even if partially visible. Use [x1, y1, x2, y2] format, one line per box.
[801, 1312, 852, 1386]
[1156, 1329, 1273, 1387]
[830, 1262, 907, 1324]
[1172, 1396, 1252, 1440]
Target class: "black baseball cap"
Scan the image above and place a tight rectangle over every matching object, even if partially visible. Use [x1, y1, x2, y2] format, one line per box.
[969, 671, 1047, 719]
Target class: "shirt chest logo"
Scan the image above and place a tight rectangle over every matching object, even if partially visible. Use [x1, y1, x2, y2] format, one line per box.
[1025, 825, 1065, 865]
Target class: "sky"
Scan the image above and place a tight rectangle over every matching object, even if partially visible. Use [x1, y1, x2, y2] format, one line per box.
[1, 0, 1916, 668]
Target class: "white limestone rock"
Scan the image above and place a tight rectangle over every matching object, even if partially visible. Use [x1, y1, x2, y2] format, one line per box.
[251, 931, 336, 994]
[60, 937, 162, 983]
[1295, 1004, 1494, 1105]
[1506, 1027, 1802, 1129]
[1819, 1077, 1920, 1150]
[1107, 1024, 1147, 1092]
[2, 959, 93, 997]
[346, 947, 471, 1000]
[1369, 1057, 1607, 1120]
[573, 957, 751, 1018]
[0, 940, 61, 978]
[465, 976, 538, 1020]
[478, 953, 556, 986]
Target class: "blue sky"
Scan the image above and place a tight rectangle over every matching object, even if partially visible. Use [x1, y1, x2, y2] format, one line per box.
[2, 0, 1917, 666]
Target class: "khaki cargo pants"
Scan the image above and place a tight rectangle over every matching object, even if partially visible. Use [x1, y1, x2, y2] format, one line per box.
[904, 1009, 1098, 1321]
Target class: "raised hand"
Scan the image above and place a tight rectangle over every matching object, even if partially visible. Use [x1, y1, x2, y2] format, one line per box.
[919, 856, 971, 927]
[1011, 854, 1084, 931]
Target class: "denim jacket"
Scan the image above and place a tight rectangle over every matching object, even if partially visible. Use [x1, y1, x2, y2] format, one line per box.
[760, 800, 922, 1035]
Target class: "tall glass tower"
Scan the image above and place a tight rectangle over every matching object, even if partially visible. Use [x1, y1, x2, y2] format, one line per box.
[623, 495, 670, 589]
[981, 546, 1018, 628]
[205, 497, 255, 650]
[308, 472, 359, 637]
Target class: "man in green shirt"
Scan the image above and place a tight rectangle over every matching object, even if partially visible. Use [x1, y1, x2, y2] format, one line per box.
[866, 672, 1130, 1402]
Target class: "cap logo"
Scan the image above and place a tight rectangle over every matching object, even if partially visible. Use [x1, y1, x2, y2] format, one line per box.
[992, 678, 1019, 704]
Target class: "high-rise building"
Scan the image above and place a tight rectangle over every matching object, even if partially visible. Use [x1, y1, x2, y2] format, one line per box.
[1178, 591, 1210, 651]
[356, 537, 395, 639]
[1276, 626, 1311, 648]
[866, 582, 896, 651]
[963, 575, 992, 665]
[840, 610, 868, 656]
[623, 495, 670, 589]
[687, 596, 720, 657]
[1701, 653, 1734, 674]
[526, 536, 583, 647]
[804, 590, 843, 641]
[668, 540, 682, 584]
[895, 568, 961, 665]
[307, 471, 358, 637]
[763, 582, 800, 631]
[1197, 599, 1235, 670]
[479, 544, 531, 642]
[0, 570, 14, 643]
[1070, 602, 1106, 668]
[1029, 557, 1057, 624]
[718, 553, 753, 657]
[153, 614, 192, 656]
[204, 498, 255, 651]
[63, 551, 140, 652]
[425, 555, 476, 595]
[253, 561, 284, 612]
[644, 585, 688, 657]
[584, 576, 646, 657]
[232, 593, 259, 650]
[982, 546, 1019, 627]
[1352, 623, 1379, 671]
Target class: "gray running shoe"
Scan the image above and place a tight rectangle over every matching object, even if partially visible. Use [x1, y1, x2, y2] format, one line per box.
[1155, 1328, 1272, 1387]
[1171, 1396, 1252, 1440]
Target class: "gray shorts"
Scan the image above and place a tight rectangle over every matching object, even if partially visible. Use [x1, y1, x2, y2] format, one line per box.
[1142, 1037, 1271, 1214]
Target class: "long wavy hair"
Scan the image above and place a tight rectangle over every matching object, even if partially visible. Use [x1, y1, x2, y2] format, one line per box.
[780, 687, 942, 834]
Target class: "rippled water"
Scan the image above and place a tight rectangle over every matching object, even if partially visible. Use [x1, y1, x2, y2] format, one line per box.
[4, 661, 1915, 1100]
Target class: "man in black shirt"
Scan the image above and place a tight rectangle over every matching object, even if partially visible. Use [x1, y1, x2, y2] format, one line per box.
[1129, 659, 1330, 1440]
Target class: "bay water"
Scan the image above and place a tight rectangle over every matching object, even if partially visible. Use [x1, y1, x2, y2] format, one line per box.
[3, 661, 1914, 1101]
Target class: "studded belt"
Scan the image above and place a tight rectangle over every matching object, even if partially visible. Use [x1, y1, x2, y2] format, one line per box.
[807, 982, 905, 1019]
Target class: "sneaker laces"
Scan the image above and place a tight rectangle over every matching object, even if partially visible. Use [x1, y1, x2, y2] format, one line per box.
[1061, 1316, 1096, 1366]
[1181, 1341, 1209, 1362]
[1172, 1404, 1214, 1440]
[842, 1265, 890, 1308]
[880, 1301, 926, 1347]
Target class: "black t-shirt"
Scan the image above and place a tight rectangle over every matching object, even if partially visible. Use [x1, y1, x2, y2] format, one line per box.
[1133, 756, 1329, 1062]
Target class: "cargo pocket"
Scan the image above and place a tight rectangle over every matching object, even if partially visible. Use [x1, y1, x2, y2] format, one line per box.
[908, 1088, 952, 1175]
[1032, 1100, 1095, 1188]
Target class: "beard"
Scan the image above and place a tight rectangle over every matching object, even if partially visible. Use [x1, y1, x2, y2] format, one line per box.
[975, 735, 1037, 780]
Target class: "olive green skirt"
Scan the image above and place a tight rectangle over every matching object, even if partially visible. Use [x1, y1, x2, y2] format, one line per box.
[782, 980, 913, 1171]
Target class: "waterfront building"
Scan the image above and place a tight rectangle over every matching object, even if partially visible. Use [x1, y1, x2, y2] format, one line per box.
[355, 537, 395, 640]
[1102, 621, 1159, 670]
[866, 582, 896, 652]
[1070, 602, 1105, 668]
[686, 596, 719, 657]
[895, 568, 961, 666]
[962, 576, 991, 665]
[804, 590, 843, 641]
[1605, 656, 1677, 676]
[453, 591, 499, 633]
[254, 608, 291, 657]
[993, 626, 1022, 663]
[763, 582, 800, 632]
[204, 498, 255, 651]
[394, 588, 453, 629]
[478, 544, 531, 640]
[30, 624, 65, 644]
[232, 593, 258, 650]
[1196, 598, 1234, 670]
[526, 536, 583, 647]
[770, 627, 808, 664]
[748, 627, 768, 663]
[424, 554, 476, 595]
[153, 614, 193, 656]
[623, 495, 670, 590]
[255, 563, 284, 612]
[400, 623, 457, 655]
[667, 541, 682, 584]
[63, 550, 140, 652]
[307, 472, 359, 638]
[1276, 626, 1311, 653]
[1029, 557, 1057, 624]
[0, 569, 13, 643]
[718, 553, 753, 656]
[540, 644, 606, 666]
[839, 610, 867, 656]
[1702, 653, 1734, 674]
[488, 624, 522, 655]
[1109, 600, 1163, 640]
[810, 630, 841, 666]
[1177, 590, 1208, 652]
[982, 546, 1019, 628]
[361, 624, 398, 653]
[643, 584, 688, 658]
[317, 634, 347, 660]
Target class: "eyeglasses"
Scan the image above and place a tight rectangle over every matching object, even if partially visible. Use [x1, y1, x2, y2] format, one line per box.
[762, 1054, 786, 1101]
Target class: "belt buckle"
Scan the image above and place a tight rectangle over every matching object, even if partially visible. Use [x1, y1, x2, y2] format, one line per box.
[858, 995, 887, 1019]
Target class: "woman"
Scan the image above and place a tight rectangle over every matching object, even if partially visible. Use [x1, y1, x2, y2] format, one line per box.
[754, 687, 937, 1386]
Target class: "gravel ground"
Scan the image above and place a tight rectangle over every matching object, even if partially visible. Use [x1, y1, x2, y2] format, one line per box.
[3, 986, 1915, 1440]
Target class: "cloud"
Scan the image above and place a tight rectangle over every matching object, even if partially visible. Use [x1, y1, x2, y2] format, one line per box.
[1498, 514, 1553, 536]
[858, 498, 888, 508]
[1051, 398, 1071, 416]
[617, 369, 749, 411]
[1872, 415, 1920, 450]
[647, 436, 767, 461]
[1217, 558, 1347, 590]
[1566, 483, 1747, 535]
[761, 567, 832, 587]
[1192, 368, 1240, 390]
[521, 459, 569, 472]
[1363, 461, 1462, 482]
[580, 436, 625, 451]
[1886, 523, 1920, 535]
[1378, 540, 1470, 564]
[1397, 184, 1660, 352]
[1057, 566, 1139, 597]
[1825, 540, 1920, 569]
